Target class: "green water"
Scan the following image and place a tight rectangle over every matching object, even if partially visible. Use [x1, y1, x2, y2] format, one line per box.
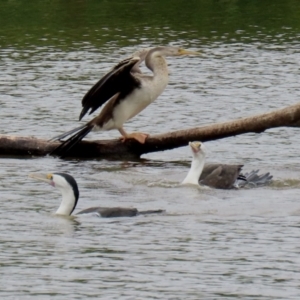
[1, 0, 300, 50]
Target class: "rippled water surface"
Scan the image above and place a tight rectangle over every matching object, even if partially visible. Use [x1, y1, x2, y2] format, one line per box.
[1, 1, 300, 299]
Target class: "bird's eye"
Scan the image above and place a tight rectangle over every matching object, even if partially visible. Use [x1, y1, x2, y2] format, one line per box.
[47, 174, 53, 180]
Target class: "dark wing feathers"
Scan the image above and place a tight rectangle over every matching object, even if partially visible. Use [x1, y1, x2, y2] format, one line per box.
[81, 57, 133, 107]
[138, 209, 165, 215]
[200, 164, 272, 189]
[79, 57, 141, 121]
[200, 164, 243, 189]
[76, 207, 138, 218]
[76, 207, 164, 218]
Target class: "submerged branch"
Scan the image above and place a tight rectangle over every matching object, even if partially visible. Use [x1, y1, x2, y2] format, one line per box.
[1, 102, 300, 159]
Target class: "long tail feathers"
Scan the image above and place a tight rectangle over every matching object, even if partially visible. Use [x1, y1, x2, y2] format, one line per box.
[138, 209, 165, 215]
[49, 124, 88, 142]
[234, 170, 273, 188]
[50, 124, 93, 157]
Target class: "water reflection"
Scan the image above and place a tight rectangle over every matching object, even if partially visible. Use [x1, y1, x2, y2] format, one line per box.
[1, 0, 300, 299]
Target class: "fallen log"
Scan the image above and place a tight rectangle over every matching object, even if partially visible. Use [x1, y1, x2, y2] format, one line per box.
[1, 102, 300, 159]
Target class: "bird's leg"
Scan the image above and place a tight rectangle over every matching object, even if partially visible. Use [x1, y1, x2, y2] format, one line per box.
[118, 128, 149, 144]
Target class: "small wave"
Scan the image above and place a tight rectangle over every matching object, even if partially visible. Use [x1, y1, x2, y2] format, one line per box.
[270, 179, 300, 189]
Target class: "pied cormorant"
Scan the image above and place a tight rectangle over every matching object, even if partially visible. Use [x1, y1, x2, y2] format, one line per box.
[29, 172, 164, 217]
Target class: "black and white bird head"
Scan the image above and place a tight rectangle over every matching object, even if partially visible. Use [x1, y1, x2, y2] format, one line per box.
[29, 172, 79, 216]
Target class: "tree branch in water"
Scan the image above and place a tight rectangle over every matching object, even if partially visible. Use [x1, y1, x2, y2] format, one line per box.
[1, 102, 300, 159]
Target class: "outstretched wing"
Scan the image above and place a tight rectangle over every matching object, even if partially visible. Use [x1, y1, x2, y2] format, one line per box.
[79, 57, 141, 121]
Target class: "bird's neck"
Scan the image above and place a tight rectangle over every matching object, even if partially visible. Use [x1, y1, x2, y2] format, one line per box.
[182, 153, 206, 185]
[145, 53, 169, 77]
[55, 187, 77, 216]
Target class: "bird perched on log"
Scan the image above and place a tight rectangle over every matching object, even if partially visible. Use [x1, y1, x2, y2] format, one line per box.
[29, 172, 164, 218]
[182, 141, 273, 189]
[50, 46, 199, 157]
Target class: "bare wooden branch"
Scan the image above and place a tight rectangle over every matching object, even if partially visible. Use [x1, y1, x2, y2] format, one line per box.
[1, 102, 300, 159]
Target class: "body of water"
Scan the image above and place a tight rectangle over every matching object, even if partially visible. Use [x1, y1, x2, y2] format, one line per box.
[1, 1, 300, 299]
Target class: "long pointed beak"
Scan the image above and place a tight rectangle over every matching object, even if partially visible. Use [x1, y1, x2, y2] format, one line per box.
[28, 173, 52, 184]
[179, 49, 201, 56]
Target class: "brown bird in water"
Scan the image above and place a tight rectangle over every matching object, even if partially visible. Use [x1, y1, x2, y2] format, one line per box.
[182, 141, 273, 189]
